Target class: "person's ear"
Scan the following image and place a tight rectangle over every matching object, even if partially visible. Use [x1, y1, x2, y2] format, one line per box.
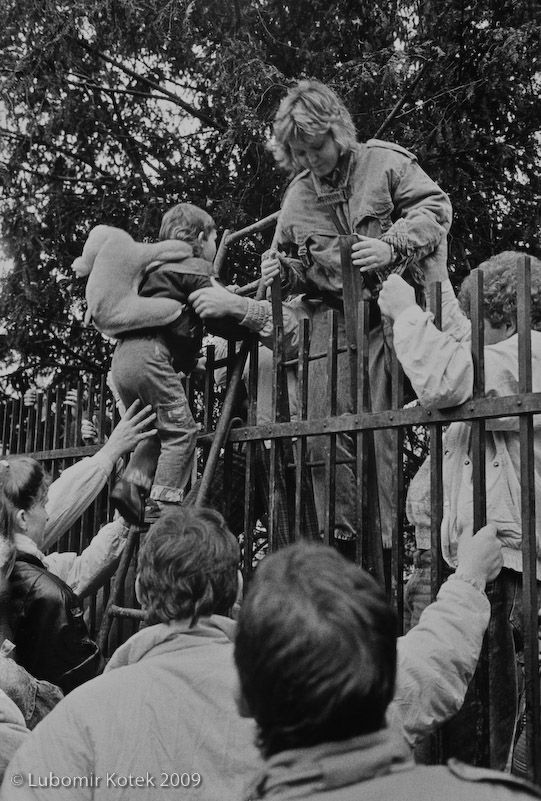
[506, 319, 517, 337]
[197, 230, 206, 244]
[135, 574, 143, 605]
[14, 509, 27, 533]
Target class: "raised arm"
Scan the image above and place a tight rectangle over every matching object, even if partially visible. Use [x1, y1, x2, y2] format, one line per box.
[390, 524, 502, 746]
[379, 274, 473, 409]
[43, 402, 156, 550]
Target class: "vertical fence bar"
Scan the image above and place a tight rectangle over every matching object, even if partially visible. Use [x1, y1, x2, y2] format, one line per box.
[1, 400, 8, 454]
[242, 337, 259, 578]
[294, 319, 310, 541]
[517, 255, 541, 783]
[16, 399, 24, 454]
[8, 399, 18, 455]
[323, 311, 338, 546]
[427, 283, 444, 601]
[470, 272, 486, 531]
[390, 343, 404, 630]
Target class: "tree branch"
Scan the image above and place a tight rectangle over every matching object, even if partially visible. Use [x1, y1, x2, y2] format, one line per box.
[70, 36, 226, 132]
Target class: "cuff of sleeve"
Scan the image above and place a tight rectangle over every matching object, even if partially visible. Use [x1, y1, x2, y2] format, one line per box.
[449, 570, 486, 595]
[240, 298, 271, 332]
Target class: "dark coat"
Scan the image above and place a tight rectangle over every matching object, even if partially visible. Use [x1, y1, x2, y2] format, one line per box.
[10, 553, 101, 694]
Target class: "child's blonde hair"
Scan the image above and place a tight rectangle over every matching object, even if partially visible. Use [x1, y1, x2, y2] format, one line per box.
[269, 80, 357, 174]
[159, 203, 215, 258]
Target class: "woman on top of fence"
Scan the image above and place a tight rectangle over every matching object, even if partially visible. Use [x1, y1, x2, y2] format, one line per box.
[260, 78, 452, 555]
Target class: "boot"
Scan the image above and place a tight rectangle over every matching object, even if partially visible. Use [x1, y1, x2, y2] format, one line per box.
[110, 479, 148, 526]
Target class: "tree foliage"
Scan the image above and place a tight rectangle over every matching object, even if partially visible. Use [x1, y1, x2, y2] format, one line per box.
[0, 0, 539, 394]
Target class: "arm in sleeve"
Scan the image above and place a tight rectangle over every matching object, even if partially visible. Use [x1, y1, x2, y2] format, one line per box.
[1, 692, 94, 800]
[392, 280, 473, 409]
[43, 451, 116, 551]
[44, 519, 129, 600]
[390, 575, 490, 747]
[0, 689, 28, 782]
[380, 154, 452, 261]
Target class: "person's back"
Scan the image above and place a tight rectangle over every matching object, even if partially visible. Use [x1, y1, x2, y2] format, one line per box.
[234, 543, 541, 801]
[2, 507, 260, 801]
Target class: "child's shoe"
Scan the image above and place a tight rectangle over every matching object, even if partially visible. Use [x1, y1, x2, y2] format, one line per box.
[110, 479, 147, 526]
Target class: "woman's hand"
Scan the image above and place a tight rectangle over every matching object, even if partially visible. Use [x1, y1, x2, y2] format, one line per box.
[102, 401, 157, 461]
[260, 250, 281, 287]
[351, 236, 393, 272]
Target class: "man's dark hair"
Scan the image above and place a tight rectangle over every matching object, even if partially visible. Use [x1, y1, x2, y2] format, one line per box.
[137, 506, 239, 627]
[234, 543, 397, 757]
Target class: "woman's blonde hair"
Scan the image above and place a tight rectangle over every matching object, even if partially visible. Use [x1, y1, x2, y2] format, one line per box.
[268, 80, 357, 174]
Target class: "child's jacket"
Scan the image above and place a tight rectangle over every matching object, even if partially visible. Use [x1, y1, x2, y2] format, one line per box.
[138, 254, 248, 374]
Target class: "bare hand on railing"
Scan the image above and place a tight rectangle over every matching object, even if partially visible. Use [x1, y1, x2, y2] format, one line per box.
[63, 388, 81, 410]
[101, 400, 157, 462]
[456, 523, 503, 589]
[351, 235, 393, 272]
[23, 388, 38, 407]
[377, 274, 416, 321]
[260, 249, 281, 287]
[81, 419, 99, 444]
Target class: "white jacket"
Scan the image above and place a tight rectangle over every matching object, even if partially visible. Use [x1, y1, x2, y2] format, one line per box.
[394, 281, 541, 576]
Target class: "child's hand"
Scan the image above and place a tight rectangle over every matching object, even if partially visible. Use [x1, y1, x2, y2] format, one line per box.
[351, 235, 393, 272]
[456, 523, 503, 588]
[377, 274, 417, 321]
[260, 250, 281, 287]
[102, 401, 157, 460]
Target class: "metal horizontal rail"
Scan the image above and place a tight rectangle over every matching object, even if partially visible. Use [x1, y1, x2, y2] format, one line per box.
[227, 392, 541, 442]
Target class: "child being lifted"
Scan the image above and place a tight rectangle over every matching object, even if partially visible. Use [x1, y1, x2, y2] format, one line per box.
[72, 202, 270, 524]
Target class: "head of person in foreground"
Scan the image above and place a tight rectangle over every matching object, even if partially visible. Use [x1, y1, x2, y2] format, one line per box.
[234, 542, 396, 757]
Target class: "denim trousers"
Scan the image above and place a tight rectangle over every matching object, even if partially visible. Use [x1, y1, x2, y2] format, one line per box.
[111, 335, 198, 502]
[307, 304, 395, 546]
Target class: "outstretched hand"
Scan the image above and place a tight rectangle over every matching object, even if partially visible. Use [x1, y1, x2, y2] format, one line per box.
[102, 400, 157, 460]
[377, 274, 417, 321]
[456, 523, 503, 588]
[189, 278, 247, 321]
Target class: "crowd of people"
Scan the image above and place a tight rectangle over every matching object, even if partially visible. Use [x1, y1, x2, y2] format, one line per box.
[0, 78, 540, 800]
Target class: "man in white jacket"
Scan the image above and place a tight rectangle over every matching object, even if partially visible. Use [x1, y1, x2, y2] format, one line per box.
[378, 251, 541, 768]
[2, 504, 502, 801]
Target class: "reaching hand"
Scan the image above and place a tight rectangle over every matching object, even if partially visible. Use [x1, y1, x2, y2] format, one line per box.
[102, 400, 157, 461]
[456, 523, 503, 588]
[377, 274, 417, 321]
[351, 235, 393, 272]
[189, 278, 247, 321]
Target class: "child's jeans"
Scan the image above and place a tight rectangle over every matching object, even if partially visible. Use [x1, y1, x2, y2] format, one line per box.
[112, 334, 198, 502]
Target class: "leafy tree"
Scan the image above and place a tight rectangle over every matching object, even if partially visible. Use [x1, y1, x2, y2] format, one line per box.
[0, 0, 539, 395]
